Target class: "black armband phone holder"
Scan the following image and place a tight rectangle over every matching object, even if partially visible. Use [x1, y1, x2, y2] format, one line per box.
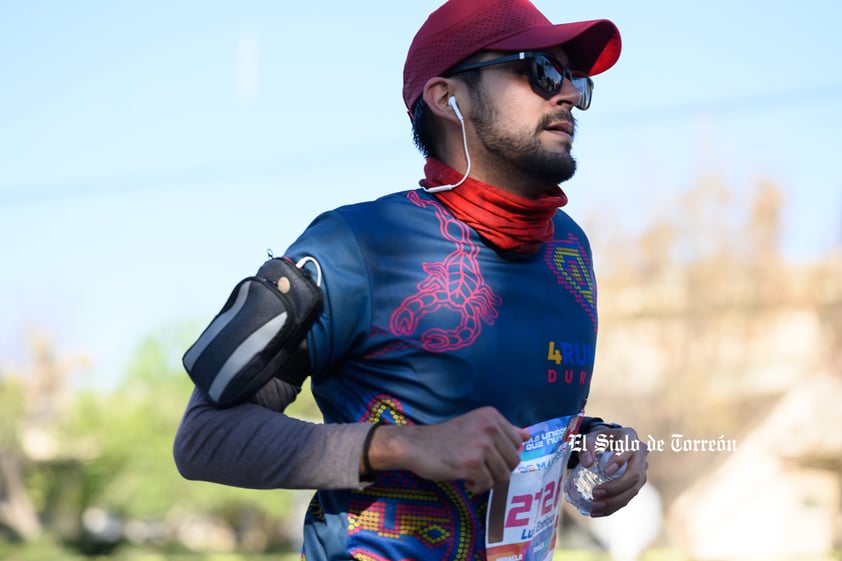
[182, 256, 323, 406]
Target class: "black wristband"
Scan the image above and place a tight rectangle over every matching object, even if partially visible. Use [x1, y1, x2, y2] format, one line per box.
[361, 424, 381, 479]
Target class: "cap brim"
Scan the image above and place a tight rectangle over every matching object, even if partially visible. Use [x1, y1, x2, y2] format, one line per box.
[486, 19, 621, 76]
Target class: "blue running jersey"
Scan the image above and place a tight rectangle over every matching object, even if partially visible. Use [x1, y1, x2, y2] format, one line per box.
[285, 189, 598, 561]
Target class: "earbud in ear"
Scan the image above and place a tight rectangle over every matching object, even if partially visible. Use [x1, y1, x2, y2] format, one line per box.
[424, 95, 471, 194]
[448, 96, 464, 122]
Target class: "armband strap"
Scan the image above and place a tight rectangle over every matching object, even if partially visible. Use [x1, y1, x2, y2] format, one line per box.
[182, 256, 323, 406]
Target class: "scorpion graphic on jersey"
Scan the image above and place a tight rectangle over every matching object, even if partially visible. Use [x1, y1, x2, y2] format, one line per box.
[389, 191, 502, 351]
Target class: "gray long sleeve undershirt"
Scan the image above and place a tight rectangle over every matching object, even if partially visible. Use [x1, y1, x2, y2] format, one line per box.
[173, 379, 373, 490]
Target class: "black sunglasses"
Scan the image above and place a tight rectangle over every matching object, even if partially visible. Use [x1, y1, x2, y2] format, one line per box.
[446, 51, 593, 111]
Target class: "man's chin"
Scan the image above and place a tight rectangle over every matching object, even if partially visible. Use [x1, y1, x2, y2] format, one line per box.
[544, 153, 577, 184]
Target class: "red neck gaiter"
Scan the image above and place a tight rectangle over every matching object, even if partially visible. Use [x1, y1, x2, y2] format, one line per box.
[420, 158, 568, 254]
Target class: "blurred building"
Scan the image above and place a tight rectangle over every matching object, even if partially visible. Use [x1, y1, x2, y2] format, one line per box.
[580, 181, 842, 560]
[670, 372, 842, 560]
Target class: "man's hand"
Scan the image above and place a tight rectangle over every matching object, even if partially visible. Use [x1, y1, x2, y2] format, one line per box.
[366, 407, 531, 494]
[578, 426, 649, 517]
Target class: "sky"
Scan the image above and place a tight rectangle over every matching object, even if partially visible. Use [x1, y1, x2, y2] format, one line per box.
[1, 0, 840, 389]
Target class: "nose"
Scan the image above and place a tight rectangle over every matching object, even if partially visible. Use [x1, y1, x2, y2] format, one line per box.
[551, 77, 584, 108]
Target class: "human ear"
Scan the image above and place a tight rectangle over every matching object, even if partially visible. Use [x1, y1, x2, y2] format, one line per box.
[421, 77, 464, 124]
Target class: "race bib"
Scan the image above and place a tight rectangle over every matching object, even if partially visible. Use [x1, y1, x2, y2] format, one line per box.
[485, 413, 583, 561]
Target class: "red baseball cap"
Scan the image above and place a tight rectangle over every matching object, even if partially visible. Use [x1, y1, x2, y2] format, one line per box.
[403, 0, 621, 113]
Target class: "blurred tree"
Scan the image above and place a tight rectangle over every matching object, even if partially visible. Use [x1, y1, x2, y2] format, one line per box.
[0, 374, 41, 542]
[590, 174, 793, 506]
[0, 333, 89, 543]
[0, 322, 324, 554]
[58, 323, 316, 552]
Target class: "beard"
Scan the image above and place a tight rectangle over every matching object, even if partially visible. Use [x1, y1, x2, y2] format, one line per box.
[470, 93, 577, 185]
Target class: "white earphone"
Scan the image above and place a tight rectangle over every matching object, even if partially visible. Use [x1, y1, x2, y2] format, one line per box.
[448, 95, 464, 122]
[424, 96, 471, 194]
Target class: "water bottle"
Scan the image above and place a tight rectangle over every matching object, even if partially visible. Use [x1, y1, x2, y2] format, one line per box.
[563, 451, 627, 516]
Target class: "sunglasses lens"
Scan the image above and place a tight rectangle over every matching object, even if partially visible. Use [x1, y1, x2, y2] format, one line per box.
[532, 56, 563, 93]
[530, 53, 593, 110]
[571, 76, 593, 110]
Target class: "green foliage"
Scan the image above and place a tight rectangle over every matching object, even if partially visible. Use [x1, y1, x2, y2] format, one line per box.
[58, 324, 301, 523]
[0, 538, 76, 561]
[0, 537, 304, 561]
[3, 325, 317, 553]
